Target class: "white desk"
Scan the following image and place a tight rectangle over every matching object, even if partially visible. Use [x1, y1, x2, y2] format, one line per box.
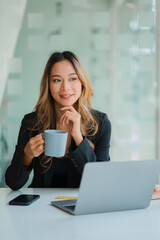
[0, 188, 160, 240]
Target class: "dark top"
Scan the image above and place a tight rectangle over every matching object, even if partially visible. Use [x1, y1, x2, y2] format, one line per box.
[5, 109, 111, 190]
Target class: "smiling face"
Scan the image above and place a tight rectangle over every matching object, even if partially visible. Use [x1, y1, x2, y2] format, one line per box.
[49, 60, 82, 109]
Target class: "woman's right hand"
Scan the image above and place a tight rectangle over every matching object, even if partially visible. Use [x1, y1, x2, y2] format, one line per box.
[23, 134, 44, 166]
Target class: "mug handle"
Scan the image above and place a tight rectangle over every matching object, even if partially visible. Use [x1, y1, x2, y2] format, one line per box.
[39, 133, 44, 136]
[39, 133, 45, 140]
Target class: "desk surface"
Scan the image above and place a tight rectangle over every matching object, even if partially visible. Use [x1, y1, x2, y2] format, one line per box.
[0, 188, 160, 240]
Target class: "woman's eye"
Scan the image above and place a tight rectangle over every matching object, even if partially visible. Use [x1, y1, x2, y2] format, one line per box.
[53, 79, 61, 82]
[70, 78, 77, 81]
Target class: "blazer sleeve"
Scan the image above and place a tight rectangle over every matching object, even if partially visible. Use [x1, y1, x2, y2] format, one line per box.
[67, 113, 111, 174]
[5, 116, 35, 190]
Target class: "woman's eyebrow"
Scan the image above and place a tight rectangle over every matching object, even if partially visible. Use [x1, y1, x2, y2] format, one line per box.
[51, 73, 77, 78]
[51, 74, 61, 78]
[69, 72, 77, 76]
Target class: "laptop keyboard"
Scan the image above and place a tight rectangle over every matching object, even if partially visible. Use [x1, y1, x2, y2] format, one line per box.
[64, 205, 76, 211]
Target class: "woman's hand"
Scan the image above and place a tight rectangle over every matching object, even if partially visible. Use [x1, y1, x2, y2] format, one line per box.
[60, 106, 83, 146]
[23, 134, 44, 166]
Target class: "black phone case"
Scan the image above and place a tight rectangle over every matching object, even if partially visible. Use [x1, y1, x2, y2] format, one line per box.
[9, 194, 40, 206]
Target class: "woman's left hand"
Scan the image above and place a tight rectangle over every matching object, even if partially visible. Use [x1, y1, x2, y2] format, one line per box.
[60, 106, 83, 146]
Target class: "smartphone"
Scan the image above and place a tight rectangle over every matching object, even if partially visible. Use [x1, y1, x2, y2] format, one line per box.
[9, 194, 40, 206]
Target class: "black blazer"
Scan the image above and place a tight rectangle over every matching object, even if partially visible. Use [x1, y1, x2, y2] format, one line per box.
[5, 110, 111, 190]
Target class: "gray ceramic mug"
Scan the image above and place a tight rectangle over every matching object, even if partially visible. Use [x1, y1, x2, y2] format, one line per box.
[41, 130, 68, 157]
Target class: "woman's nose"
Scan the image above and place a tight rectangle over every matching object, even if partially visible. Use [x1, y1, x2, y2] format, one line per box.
[61, 80, 70, 91]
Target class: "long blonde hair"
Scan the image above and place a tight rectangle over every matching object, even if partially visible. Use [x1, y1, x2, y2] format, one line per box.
[33, 51, 98, 167]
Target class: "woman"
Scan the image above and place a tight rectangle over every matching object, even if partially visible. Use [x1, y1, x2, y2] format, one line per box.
[5, 51, 111, 190]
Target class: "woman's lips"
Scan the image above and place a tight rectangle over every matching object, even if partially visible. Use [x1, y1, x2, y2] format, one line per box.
[60, 94, 73, 99]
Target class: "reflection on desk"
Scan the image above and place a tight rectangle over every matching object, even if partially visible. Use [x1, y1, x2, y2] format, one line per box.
[0, 188, 160, 240]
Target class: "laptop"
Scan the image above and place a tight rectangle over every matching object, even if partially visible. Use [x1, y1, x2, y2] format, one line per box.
[51, 159, 160, 215]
